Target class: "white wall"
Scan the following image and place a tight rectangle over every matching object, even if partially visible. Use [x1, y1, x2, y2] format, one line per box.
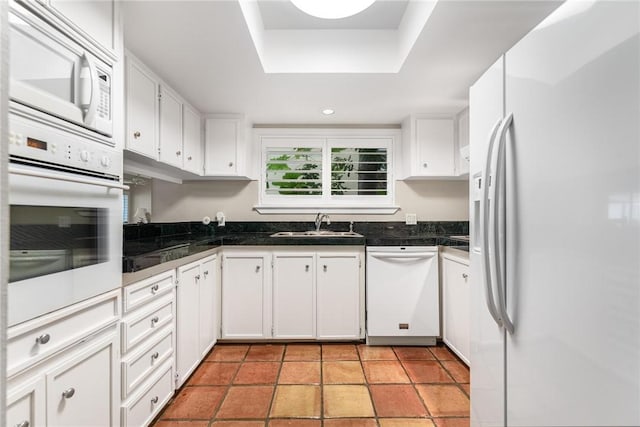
[151, 179, 469, 223]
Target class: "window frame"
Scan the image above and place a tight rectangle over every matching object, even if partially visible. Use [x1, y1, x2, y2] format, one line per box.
[255, 129, 400, 214]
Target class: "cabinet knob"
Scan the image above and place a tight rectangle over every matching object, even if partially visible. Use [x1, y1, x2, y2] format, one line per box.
[323, 265, 327, 272]
[204, 270, 209, 276]
[151, 284, 159, 293]
[228, 162, 234, 167]
[151, 396, 159, 405]
[462, 273, 468, 279]
[151, 316, 159, 325]
[35, 333, 50, 345]
[256, 265, 261, 272]
[176, 150, 181, 156]
[16, 421, 30, 427]
[151, 351, 160, 360]
[62, 388, 75, 399]
[195, 274, 201, 281]
[423, 162, 428, 168]
[188, 156, 192, 161]
[133, 131, 141, 139]
[305, 265, 309, 272]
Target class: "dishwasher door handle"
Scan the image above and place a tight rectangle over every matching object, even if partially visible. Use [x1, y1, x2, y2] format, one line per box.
[369, 252, 436, 260]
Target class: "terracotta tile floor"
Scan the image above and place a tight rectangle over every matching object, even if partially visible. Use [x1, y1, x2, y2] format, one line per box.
[154, 343, 470, 427]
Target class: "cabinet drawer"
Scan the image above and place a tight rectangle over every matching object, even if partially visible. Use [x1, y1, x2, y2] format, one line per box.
[121, 295, 174, 352]
[121, 360, 174, 427]
[123, 272, 174, 315]
[7, 290, 119, 376]
[122, 326, 174, 399]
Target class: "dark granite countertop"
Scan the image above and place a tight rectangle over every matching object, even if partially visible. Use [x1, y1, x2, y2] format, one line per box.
[123, 221, 469, 273]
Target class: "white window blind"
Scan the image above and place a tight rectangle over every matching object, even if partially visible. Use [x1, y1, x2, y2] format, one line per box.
[330, 147, 388, 196]
[265, 147, 323, 196]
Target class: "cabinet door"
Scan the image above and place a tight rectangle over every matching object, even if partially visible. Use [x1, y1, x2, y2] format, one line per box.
[159, 86, 183, 168]
[7, 377, 45, 427]
[272, 253, 315, 339]
[442, 256, 470, 365]
[176, 262, 201, 387]
[48, 0, 115, 54]
[317, 254, 361, 339]
[126, 58, 158, 159]
[46, 333, 118, 427]
[204, 118, 239, 175]
[416, 118, 455, 176]
[221, 254, 268, 339]
[199, 256, 217, 357]
[183, 105, 203, 175]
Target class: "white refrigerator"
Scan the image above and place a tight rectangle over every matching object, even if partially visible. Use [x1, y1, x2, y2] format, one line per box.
[469, 1, 639, 426]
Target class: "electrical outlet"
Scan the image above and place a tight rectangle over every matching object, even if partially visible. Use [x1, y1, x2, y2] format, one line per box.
[405, 213, 417, 225]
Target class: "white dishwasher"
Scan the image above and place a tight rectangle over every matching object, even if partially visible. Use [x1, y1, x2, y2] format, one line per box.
[366, 246, 439, 345]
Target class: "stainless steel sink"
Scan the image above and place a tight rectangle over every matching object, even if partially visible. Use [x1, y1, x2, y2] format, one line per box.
[270, 230, 363, 238]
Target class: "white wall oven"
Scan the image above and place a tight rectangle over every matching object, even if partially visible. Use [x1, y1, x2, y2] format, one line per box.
[9, 0, 113, 138]
[8, 111, 125, 326]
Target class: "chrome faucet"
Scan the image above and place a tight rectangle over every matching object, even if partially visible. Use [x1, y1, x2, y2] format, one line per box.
[315, 213, 331, 232]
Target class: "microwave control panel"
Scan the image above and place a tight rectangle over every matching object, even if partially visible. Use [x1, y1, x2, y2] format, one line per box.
[9, 113, 121, 178]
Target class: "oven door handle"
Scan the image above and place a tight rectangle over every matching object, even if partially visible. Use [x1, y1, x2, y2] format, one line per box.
[9, 166, 129, 191]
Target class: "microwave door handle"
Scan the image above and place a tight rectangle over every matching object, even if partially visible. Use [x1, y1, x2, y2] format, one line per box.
[80, 52, 99, 126]
[9, 165, 129, 191]
[481, 118, 504, 329]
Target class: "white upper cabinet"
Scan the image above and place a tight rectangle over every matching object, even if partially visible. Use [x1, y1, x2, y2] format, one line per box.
[401, 115, 468, 179]
[42, 0, 117, 58]
[183, 105, 203, 175]
[124, 51, 203, 176]
[126, 56, 158, 159]
[204, 116, 252, 178]
[456, 109, 470, 176]
[158, 86, 183, 169]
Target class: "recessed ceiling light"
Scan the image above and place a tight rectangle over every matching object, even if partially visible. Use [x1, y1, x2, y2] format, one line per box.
[322, 109, 335, 115]
[291, 0, 376, 20]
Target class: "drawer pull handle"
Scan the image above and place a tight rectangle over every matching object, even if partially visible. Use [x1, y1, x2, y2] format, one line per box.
[151, 396, 159, 404]
[151, 351, 160, 360]
[35, 333, 50, 345]
[62, 388, 75, 399]
[151, 316, 159, 326]
[462, 273, 469, 279]
[16, 421, 30, 427]
[151, 284, 159, 293]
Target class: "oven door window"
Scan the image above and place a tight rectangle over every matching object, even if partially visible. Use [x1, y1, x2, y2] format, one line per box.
[10, 205, 109, 282]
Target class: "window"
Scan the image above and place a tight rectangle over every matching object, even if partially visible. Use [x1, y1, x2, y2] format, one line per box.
[258, 134, 397, 213]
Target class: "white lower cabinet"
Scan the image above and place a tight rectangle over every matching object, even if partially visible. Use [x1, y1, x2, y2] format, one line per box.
[6, 290, 121, 427]
[46, 333, 119, 426]
[7, 375, 46, 427]
[272, 253, 315, 339]
[120, 271, 176, 427]
[317, 253, 362, 340]
[221, 251, 270, 339]
[222, 247, 364, 341]
[176, 254, 218, 387]
[442, 253, 470, 365]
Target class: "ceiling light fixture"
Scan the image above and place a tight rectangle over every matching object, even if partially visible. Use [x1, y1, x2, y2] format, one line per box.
[322, 109, 335, 115]
[291, 0, 376, 19]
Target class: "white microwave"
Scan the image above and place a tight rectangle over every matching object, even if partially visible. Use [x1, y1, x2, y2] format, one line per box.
[9, 1, 113, 138]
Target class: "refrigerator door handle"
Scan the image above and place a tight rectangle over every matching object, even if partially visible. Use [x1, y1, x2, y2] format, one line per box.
[491, 112, 515, 334]
[480, 118, 504, 328]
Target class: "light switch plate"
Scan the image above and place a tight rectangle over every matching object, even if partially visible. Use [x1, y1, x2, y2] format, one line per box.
[405, 213, 417, 225]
